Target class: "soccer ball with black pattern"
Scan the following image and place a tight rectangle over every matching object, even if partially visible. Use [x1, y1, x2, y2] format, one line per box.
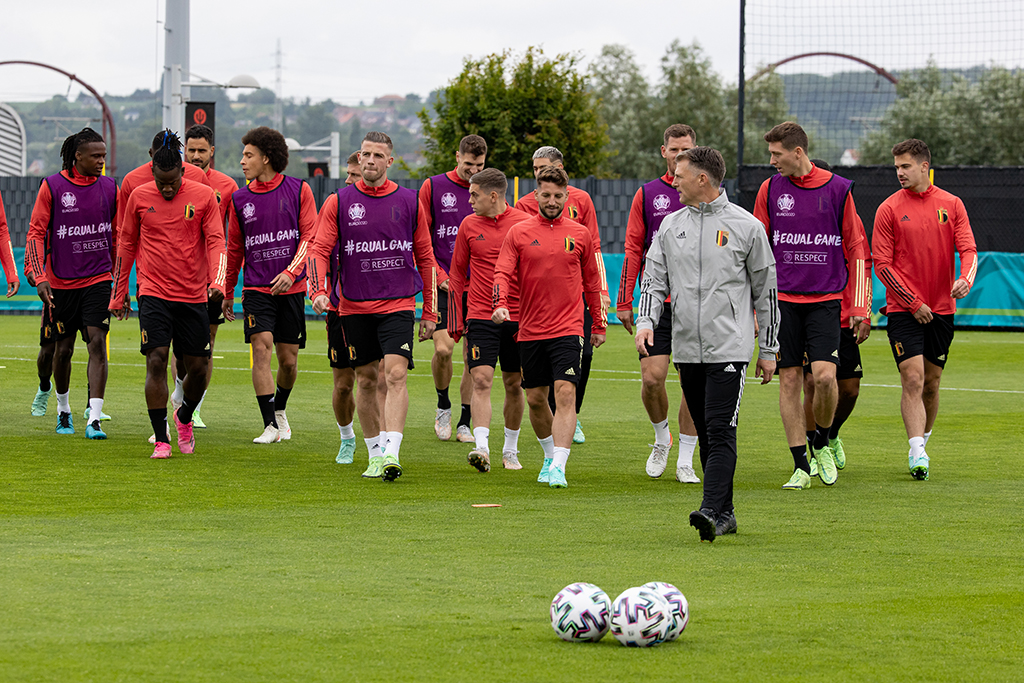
[642, 581, 690, 641]
[609, 586, 671, 647]
[550, 582, 611, 642]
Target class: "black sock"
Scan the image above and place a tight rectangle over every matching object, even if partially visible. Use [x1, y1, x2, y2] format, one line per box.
[458, 403, 471, 428]
[149, 408, 169, 443]
[805, 430, 815, 446]
[813, 424, 830, 450]
[791, 445, 810, 473]
[257, 394, 277, 428]
[274, 385, 292, 412]
[436, 387, 451, 410]
[828, 416, 847, 441]
[576, 354, 592, 413]
[40, 378, 52, 393]
[177, 396, 199, 425]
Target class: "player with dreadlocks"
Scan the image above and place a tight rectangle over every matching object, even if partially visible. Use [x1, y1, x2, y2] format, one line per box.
[109, 130, 227, 459]
[25, 127, 117, 439]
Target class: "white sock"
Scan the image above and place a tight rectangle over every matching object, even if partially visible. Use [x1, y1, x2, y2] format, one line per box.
[171, 377, 184, 404]
[89, 398, 104, 424]
[538, 435, 555, 459]
[652, 419, 671, 445]
[503, 427, 520, 453]
[923, 430, 932, 446]
[678, 434, 698, 469]
[339, 422, 355, 440]
[909, 436, 926, 459]
[379, 430, 387, 445]
[384, 431, 403, 457]
[552, 446, 570, 469]
[196, 389, 208, 411]
[364, 436, 381, 459]
[56, 391, 70, 413]
[473, 426, 489, 451]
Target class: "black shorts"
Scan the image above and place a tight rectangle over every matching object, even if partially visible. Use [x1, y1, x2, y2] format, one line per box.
[51, 281, 111, 341]
[777, 300, 841, 368]
[803, 327, 864, 380]
[341, 310, 416, 369]
[208, 298, 225, 326]
[887, 312, 955, 369]
[138, 296, 211, 357]
[519, 335, 583, 389]
[242, 290, 306, 348]
[466, 319, 521, 371]
[582, 302, 594, 358]
[327, 311, 352, 370]
[638, 304, 673, 360]
[435, 289, 468, 334]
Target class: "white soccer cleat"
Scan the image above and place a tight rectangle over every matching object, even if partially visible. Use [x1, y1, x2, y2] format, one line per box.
[148, 426, 172, 445]
[434, 408, 452, 441]
[254, 424, 281, 444]
[646, 443, 671, 478]
[274, 410, 291, 440]
[455, 424, 474, 443]
[676, 465, 701, 484]
[502, 450, 522, 470]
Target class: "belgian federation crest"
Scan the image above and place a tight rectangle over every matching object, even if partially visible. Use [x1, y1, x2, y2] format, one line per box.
[937, 208, 948, 224]
[564, 236, 576, 252]
[184, 204, 196, 219]
[566, 205, 579, 219]
[715, 230, 730, 247]
[777, 194, 795, 211]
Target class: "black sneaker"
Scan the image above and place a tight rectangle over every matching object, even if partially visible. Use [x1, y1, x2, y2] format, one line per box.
[715, 510, 737, 536]
[688, 508, 717, 543]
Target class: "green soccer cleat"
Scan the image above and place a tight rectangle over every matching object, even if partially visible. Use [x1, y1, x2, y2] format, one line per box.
[192, 409, 207, 429]
[809, 456, 819, 478]
[548, 464, 567, 488]
[782, 469, 812, 490]
[56, 411, 74, 435]
[362, 456, 384, 478]
[336, 438, 356, 464]
[83, 406, 112, 421]
[85, 420, 107, 440]
[537, 457, 553, 484]
[31, 387, 52, 416]
[910, 452, 930, 481]
[381, 455, 403, 482]
[573, 420, 586, 444]
[830, 437, 846, 469]
[813, 445, 838, 485]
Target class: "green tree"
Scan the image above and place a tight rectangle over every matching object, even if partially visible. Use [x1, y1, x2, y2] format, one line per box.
[294, 100, 338, 144]
[589, 44, 660, 178]
[656, 41, 733, 161]
[418, 47, 608, 177]
[725, 68, 791, 173]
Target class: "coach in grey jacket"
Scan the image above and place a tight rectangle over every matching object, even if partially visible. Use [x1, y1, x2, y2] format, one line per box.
[636, 146, 780, 543]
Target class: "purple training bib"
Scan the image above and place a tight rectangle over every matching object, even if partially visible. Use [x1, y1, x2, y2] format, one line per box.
[45, 174, 116, 280]
[231, 175, 305, 288]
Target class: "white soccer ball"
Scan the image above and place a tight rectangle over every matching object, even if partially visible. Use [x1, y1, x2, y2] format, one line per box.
[641, 581, 690, 641]
[609, 586, 672, 647]
[550, 582, 611, 642]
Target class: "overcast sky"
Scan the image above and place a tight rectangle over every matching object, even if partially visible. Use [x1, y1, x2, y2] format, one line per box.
[1, 1, 1021, 105]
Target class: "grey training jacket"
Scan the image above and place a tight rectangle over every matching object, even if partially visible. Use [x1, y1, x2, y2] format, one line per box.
[637, 189, 780, 364]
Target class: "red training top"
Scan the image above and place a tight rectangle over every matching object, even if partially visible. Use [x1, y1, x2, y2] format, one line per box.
[111, 179, 226, 305]
[447, 204, 530, 341]
[873, 184, 977, 315]
[308, 179, 436, 320]
[116, 160, 209, 232]
[224, 173, 317, 296]
[0, 188, 19, 286]
[492, 213, 607, 342]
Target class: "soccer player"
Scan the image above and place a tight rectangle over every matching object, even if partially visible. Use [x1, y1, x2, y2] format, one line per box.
[447, 168, 530, 472]
[637, 146, 779, 542]
[419, 134, 487, 443]
[108, 131, 227, 458]
[117, 130, 211, 230]
[25, 128, 117, 439]
[754, 122, 870, 490]
[314, 151, 362, 464]
[175, 123, 240, 429]
[515, 146, 609, 444]
[308, 131, 437, 482]
[493, 165, 607, 488]
[223, 126, 317, 444]
[617, 124, 701, 483]
[801, 160, 872, 476]
[873, 138, 977, 481]
[0, 188, 18, 297]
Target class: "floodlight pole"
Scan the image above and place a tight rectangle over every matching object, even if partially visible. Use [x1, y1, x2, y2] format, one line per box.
[162, 0, 190, 135]
[737, 0, 746, 175]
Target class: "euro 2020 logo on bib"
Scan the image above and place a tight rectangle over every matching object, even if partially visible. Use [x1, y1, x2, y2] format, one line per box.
[653, 194, 671, 211]
[61, 192, 76, 209]
[777, 194, 795, 211]
[441, 192, 457, 209]
[348, 203, 366, 221]
[242, 202, 256, 220]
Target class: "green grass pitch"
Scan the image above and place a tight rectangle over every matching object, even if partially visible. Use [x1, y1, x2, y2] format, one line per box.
[1, 314, 1022, 682]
